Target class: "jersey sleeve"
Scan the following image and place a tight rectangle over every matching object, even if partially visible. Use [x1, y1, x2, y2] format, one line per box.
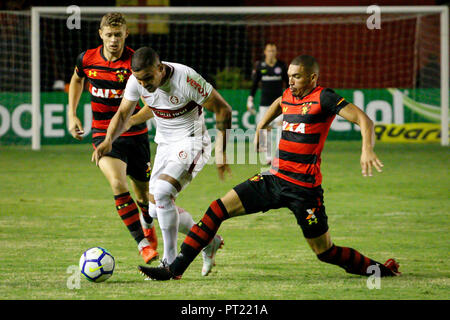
[123, 74, 141, 102]
[320, 88, 349, 116]
[184, 67, 213, 105]
[75, 51, 86, 78]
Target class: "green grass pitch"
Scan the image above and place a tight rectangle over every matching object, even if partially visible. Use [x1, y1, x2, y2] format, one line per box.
[0, 141, 448, 300]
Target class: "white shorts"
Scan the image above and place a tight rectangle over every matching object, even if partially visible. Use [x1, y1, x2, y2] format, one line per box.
[149, 136, 211, 196]
[257, 106, 283, 127]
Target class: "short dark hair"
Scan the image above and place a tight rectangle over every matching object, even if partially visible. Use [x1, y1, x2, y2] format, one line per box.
[100, 12, 127, 29]
[291, 55, 319, 75]
[131, 47, 160, 72]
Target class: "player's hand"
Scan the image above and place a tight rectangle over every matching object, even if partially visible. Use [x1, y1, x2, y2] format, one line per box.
[247, 106, 257, 115]
[91, 140, 112, 166]
[246, 96, 255, 113]
[360, 149, 383, 177]
[68, 116, 84, 141]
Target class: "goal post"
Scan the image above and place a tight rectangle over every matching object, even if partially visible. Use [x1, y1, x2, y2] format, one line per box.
[25, 5, 449, 149]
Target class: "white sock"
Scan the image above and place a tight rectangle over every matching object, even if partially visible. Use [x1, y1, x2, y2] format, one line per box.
[148, 201, 195, 235]
[154, 180, 179, 264]
[176, 205, 195, 234]
[138, 238, 150, 251]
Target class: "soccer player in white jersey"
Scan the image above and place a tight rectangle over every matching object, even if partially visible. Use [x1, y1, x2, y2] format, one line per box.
[92, 47, 232, 276]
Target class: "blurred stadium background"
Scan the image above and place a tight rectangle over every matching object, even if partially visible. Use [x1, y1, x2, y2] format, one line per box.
[0, 0, 448, 146]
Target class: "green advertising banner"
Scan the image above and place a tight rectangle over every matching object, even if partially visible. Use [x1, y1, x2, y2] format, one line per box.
[0, 88, 444, 145]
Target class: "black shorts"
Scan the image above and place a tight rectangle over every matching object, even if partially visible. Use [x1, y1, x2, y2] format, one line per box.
[233, 172, 328, 239]
[92, 134, 151, 182]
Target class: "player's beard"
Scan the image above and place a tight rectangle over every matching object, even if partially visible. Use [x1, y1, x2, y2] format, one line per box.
[290, 86, 300, 97]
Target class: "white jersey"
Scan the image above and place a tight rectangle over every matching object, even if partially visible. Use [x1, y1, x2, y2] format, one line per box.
[124, 61, 213, 144]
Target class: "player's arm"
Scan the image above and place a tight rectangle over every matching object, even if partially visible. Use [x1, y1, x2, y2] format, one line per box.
[91, 97, 138, 165]
[202, 88, 233, 180]
[247, 62, 261, 113]
[68, 68, 85, 140]
[125, 103, 154, 130]
[254, 96, 282, 151]
[338, 103, 383, 177]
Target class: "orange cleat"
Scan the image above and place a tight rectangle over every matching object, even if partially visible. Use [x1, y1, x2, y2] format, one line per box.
[384, 258, 401, 276]
[143, 225, 158, 251]
[140, 245, 159, 264]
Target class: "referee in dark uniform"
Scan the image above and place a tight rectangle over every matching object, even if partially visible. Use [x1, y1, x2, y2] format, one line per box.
[247, 43, 288, 164]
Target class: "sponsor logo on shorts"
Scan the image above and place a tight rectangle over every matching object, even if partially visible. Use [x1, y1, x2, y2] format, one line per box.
[249, 174, 263, 182]
[306, 208, 318, 225]
[178, 150, 188, 160]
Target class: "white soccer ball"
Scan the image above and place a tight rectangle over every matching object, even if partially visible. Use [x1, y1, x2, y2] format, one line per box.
[79, 247, 115, 283]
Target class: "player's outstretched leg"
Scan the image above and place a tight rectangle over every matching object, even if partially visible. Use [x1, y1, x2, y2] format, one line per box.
[139, 198, 230, 280]
[317, 244, 401, 277]
[176, 204, 225, 276]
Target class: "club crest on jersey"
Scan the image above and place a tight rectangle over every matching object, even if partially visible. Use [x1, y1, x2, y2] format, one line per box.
[115, 69, 129, 83]
[301, 105, 311, 115]
[274, 67, 282, 74]
[169, 96, 180, 104]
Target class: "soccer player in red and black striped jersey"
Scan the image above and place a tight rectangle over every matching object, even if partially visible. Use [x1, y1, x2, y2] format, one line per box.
[139, 55, 401, 280]
[67, 13, 159, 264]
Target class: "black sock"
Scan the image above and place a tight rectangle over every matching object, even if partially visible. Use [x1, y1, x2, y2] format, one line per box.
[114, 192, 145, 244]
[137, 201, 153, 225]
[170, 199, 229, 276]
[317, 244, 394, 277]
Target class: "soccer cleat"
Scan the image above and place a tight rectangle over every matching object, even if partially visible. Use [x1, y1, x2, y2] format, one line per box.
[138, 262, 181, 281]
[384, 258, 401, 276]
[201, 235, 224, 276]
[139, 245, 159, 264]
[143, 225, 158, 250]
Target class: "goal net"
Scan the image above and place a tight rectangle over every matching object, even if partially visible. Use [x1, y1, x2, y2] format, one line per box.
[0, 6, 447, 148]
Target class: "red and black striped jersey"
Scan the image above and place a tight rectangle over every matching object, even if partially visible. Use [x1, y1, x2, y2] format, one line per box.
[270, 86, 349, 188]
[75, 45, 148, 138]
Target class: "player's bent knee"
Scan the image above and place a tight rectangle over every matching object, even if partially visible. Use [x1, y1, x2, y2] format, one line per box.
[153, 179, 178, 203]
[108, 178, 128, 194]
[220, 189, 246, 217]
[153, 179, 179, 229]
[148, 201, 158, 219]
